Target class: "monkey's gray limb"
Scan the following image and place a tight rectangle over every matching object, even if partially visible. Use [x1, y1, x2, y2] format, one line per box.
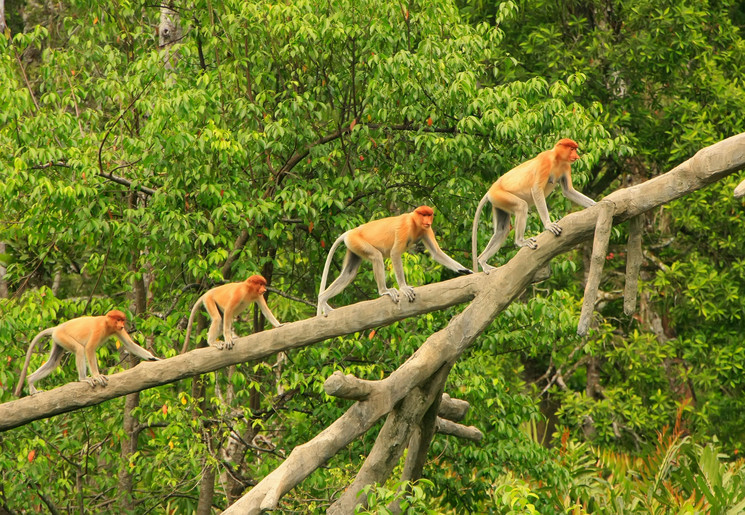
[578, 202, 615, 336]
[623, 215, 643, 315]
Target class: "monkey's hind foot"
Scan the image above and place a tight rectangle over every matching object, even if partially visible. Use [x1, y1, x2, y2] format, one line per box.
[85, 375, 108, 388]
[400, 286, 416, 302]
[518, 237, 538, 250]
[216, 339, 235, 350]
[547, 222, 562, 236]
[381, 288, 401, 303]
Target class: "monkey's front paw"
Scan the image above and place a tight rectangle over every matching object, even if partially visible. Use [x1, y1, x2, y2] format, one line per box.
[519, 237, 538, 249]
[223, 338, 235, 350]
[401, 286, 416, 302]
[382, 289, 400, 303]
[458, 268, 474, 275]
[547, 223, 562, 236]
[481, 263, 496, 274]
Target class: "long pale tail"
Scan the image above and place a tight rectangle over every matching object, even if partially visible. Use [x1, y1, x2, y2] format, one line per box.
[14, 328, 55, 396]
[180, 295, 206, 354]
[471, 193, 491, 271]
[317, 233, 349, 299]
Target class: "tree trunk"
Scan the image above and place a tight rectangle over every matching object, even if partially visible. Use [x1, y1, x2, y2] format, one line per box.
[195, 370, 216, 515]
[118, 193, 148, 510]
[0, 0, 6, 35]
[159, 2, 181, 69]
[0, 242, 7, 299]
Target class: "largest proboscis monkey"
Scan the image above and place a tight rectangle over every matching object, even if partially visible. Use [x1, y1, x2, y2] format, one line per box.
[14, 310, 160, 396]
[317, 205, 473, 316]
[181, 274, 283, 353]
[472, 138, 596, 273]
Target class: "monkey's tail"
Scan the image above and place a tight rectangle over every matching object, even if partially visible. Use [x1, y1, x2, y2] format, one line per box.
[318, 232, 350, 297]
[14, 328, 54, 397]
[471, 193, 491, 271]
[180, 295, 205, 354]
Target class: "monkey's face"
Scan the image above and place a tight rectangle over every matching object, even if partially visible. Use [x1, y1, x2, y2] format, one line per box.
[560, 145, 580, 162]
[108, 317, 126, 331]
[419, 214, 433, 229]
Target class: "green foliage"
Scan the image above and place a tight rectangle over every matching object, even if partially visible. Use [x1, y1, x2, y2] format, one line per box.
[355, 480, 438, 514]
[1, 0, 745, 511]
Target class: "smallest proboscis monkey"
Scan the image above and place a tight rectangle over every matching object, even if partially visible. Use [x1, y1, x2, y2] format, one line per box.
[14, 310, 160, 396]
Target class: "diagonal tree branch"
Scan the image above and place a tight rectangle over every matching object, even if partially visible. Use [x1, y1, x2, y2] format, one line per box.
[222, 132, 745, 513]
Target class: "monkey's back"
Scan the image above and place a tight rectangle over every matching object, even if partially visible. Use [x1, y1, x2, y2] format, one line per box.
[491, 150, 560, 202]
[52, 316, 103, 345]
[351, 213, 411, 257]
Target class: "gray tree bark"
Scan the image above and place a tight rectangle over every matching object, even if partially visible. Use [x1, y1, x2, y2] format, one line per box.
[0, 242, 7, 299]
[0, 0, 6, 34]
[159, 2, 181, 69]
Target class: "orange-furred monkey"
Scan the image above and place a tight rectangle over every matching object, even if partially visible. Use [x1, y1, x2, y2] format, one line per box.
[472, 139, 596, 273]
[317, 206, 472, 316]
[14, 310, 159, 396]
[181, 275, 283, 353]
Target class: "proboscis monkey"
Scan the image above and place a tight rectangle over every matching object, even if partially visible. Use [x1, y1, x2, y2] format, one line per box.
[14, 310, 160, 396]
[181, 275, 283, 353]
[472, 139, 596, 273]
[317, 206, 473, 317]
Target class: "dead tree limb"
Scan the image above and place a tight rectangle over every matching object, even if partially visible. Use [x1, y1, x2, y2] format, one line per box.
[623, 215, 644, 315]
[1, 280, 479, 431]
[327, 366, 452, 514]
[224, 132, 745, 514]
[435, 418, 483, 441]
[577, 201, 616, 336]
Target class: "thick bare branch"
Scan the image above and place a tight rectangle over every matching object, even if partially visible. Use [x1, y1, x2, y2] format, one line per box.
[438, 393, 470, 422]
[577, 201, 616, 336]
[735, 178, 745, 198]
[323, 371, 376, 400]
[623, 215, 644, 315]
[435, 418, 483, 442]
[1, 277, 479, 431]
[328, 366, 451, 514]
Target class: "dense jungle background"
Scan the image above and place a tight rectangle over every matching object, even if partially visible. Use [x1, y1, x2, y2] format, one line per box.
[1, 0, 745, 512]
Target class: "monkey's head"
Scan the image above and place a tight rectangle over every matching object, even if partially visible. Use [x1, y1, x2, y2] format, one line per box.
[556, 138, 580, 163]
[246, 275, 268, 295]
[106, 310, 127, 331]
[414, 206, 434, 229]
